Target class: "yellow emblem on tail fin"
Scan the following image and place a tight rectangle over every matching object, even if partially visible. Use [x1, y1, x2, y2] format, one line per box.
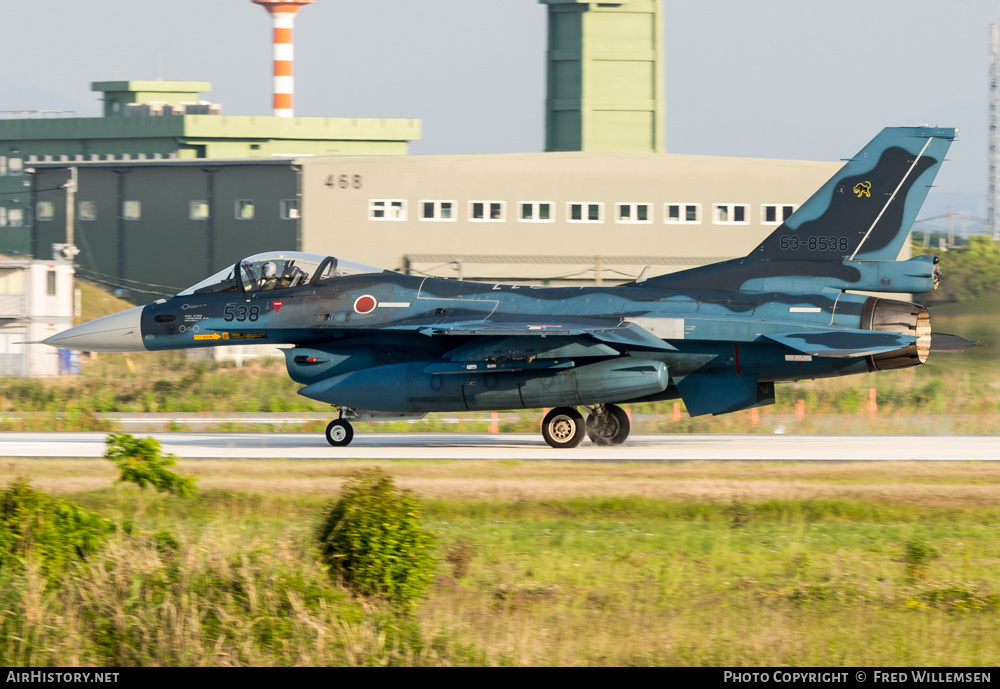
[853, 181, 871, 198]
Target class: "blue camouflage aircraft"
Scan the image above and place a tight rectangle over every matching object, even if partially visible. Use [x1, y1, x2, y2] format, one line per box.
[44, 126, 975, 448]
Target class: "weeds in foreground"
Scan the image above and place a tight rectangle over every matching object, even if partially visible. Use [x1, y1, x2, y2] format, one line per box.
[104, 433, 196, 497]
[0, 481, 113, 584]
[904, 537, 938, 582]
[316, 469, 436, 612]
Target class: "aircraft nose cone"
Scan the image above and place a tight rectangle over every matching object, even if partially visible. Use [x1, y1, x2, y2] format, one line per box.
[42, 306, 147, 352]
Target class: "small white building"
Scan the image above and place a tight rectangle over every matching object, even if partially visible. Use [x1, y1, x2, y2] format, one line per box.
[0, 256, 75, 376]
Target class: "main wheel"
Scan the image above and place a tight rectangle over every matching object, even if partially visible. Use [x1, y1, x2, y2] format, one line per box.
[585, 404, 630, 446]
[325, 419, 354, 447]
[541, 407, 585, 448]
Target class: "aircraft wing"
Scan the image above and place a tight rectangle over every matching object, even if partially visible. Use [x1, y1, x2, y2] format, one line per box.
[764, 329, 918, 358]
[383, 316, 678, 352]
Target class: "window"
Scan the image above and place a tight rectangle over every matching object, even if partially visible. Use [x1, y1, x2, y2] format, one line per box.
[8, 158, 22, 176]
[470, 201, 505, 222]
[665, 203, 701, 224]
[79, 201, 97, 222]
[616, 203, 651, 224]
[235, 200, 255, 220]
[420, 200, 455, 221]
[8, 209, 23, 227]
[46, 271, 56, 296]
[190, 200, 209, 220]
[123, 200, 141, 221]
[519, 202, 553, 222]
[0, 157, 5, 175]
[761, 204, 798, 224]
[36, 201, 55, 221]
[277, 199, 299, 220]
[370, 199, 406, 220]
[568, 202, 603, 223]
[0, 208, 5, 226]
[712, 203, 749, 225]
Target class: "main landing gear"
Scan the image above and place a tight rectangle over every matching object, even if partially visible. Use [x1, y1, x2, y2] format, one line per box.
[541, 407, 586, 448]
[584, 403, 631, 446]
[541, 404, 630, 449]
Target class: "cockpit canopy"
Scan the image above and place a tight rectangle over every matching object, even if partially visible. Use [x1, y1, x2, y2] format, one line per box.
[177, 252, 385, 296]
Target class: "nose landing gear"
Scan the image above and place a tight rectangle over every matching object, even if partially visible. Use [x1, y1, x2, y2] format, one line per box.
[325, 418, 354, 447]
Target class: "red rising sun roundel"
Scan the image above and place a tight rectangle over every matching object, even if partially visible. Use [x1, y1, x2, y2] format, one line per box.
[354, 295, 377, 314]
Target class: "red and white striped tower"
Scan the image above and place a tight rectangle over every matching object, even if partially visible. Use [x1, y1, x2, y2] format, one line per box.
[252, 0, 315, 117]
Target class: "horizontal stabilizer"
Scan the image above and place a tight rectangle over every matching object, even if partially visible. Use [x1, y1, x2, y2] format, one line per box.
[930, 333, 978, 352]
[765, 329, 917, 358]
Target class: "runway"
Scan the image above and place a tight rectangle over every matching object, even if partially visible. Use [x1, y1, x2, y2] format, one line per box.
[0, 432, 997, 461]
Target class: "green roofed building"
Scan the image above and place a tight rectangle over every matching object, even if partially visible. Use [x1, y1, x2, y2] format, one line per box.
[0, 80, 421, 257]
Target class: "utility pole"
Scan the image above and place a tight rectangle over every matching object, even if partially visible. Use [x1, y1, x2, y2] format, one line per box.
[54, 167, 80, 262]
[65, 166, 75, 250]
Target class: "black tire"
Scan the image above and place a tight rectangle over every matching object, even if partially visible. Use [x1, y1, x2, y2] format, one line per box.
[585, 404, 630, 446]
[541, 407, 585, 448]
[325, 419, 354, 447]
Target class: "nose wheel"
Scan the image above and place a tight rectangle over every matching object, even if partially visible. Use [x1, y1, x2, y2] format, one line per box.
[325, 418, 355, 447]
[585, 404, 630, 446]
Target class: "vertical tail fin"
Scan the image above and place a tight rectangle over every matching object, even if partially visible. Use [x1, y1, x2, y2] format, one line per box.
[752, 126, 956, 261]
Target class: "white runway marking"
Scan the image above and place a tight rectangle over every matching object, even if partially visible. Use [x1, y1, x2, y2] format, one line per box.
[0, 432, 997, 461]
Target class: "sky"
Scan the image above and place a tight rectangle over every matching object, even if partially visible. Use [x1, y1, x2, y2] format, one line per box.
[3, 0, 999, 229]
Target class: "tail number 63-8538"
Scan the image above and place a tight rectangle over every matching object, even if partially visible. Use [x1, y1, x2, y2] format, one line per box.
[778, 235, 849, 252]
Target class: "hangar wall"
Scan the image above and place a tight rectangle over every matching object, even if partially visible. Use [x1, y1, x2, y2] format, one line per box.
[297, 152, 843, 282]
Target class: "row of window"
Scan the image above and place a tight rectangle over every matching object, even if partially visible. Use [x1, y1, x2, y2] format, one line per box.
[370, 200, 799, 226]
[0, 153, 177, 176]
[22, 199, 300, 224]
[2, 197, 797, 228]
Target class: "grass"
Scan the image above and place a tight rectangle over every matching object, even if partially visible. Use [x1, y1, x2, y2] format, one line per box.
[7, 458, 1000, 502]
[0, 459, 998, 666]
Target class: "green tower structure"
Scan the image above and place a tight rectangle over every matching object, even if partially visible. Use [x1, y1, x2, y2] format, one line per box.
[540, 0, 664, 153]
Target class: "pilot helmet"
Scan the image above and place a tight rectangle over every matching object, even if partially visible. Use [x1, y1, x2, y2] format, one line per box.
[261, 262, 277, 278]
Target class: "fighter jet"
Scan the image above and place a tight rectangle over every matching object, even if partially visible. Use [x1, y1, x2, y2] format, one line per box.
[44, 126, 974, 448]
